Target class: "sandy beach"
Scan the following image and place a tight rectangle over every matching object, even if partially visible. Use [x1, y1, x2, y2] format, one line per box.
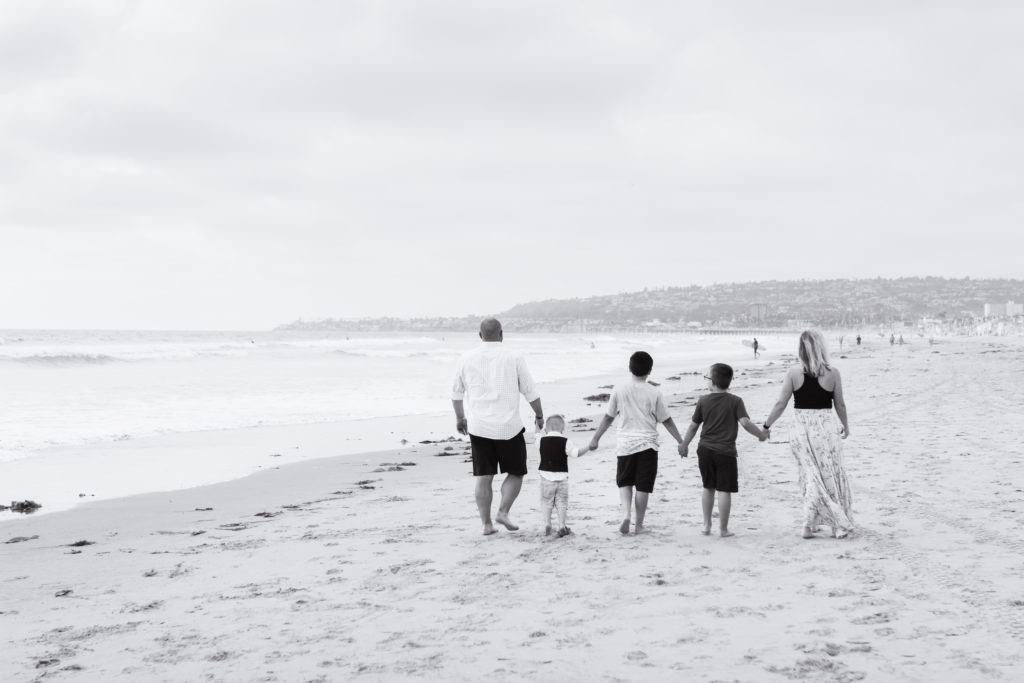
[3, 337, 1023, 682]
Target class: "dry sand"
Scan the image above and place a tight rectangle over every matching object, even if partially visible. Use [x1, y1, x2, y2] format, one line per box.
[2, 337, 1023, 682]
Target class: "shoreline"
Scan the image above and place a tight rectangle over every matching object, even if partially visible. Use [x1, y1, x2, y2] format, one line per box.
[2, 340, 783, 521]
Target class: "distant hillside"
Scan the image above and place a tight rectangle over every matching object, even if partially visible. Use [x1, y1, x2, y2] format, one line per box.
[500, 277, 1022, 327]
[277, 277, 1023, 331]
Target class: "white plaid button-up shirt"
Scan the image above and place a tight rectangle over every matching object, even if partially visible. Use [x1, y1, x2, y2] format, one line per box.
[452, 342, 540, 440]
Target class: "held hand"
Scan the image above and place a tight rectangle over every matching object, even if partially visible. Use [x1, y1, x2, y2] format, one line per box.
[589, 438, 600, 452]
[678, 443, 688, 458]
[456, 417, 468, 435]
[534, 416, 545, 431]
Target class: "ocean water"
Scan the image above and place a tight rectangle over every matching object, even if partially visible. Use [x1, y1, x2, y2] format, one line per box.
[0, 329, 785, 514]
[0, 329, 785, 464]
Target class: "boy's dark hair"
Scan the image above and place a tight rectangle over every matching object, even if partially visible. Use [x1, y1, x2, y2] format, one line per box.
[710, 363, 734, 389]
[629, 351, 654, 377]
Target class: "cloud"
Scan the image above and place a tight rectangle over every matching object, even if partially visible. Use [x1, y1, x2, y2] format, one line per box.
[1, 1, 1023, 328]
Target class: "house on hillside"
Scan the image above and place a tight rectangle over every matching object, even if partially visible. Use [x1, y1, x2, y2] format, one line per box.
[984, 301, 1023, 317]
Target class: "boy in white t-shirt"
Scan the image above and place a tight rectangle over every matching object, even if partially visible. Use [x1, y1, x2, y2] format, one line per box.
[537, 415, 590, 537]
[589, 351, 686, 535]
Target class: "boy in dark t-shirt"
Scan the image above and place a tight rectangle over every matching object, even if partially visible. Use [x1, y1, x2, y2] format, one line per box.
[680, 363, 768, 537]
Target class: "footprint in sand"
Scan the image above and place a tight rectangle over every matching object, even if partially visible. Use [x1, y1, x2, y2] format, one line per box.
[851, 611, 892, 625]
[765, 657, 866, 682]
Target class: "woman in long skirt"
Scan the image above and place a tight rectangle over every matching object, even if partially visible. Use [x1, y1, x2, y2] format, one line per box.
[763, 330, 854, 538]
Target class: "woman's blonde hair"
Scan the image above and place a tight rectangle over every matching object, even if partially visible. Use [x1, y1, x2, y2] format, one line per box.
[798, 330, 832, 377]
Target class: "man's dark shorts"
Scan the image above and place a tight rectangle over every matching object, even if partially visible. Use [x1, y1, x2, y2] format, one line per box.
[470, 429, 528, 477]
[697, 444, 739, 493]
[616, 449, 658, 493]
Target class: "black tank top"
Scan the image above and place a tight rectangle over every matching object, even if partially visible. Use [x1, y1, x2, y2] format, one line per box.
[793, 373, 833, 409]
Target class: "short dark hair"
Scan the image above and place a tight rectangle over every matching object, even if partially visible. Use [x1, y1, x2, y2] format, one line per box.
[629, 351, 654, 377]
[710, 363, 733, 389]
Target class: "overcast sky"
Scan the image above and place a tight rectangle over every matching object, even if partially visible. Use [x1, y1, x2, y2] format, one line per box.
[2, 1, 1022, 329]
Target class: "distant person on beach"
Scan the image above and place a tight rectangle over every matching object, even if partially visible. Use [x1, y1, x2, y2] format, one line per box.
[838, 335, 844, 351]
[890, 333, 895, 346]
[763, 330, 854, 539]
[588, 351, 686, 535]
[856, 335, 861, 346]
[537, 415, 590, 537]
[752, 338, 760, 358]
[679, 363, 768, 537]
[452, 318, 544, 535]
[899, 335, 905, 345]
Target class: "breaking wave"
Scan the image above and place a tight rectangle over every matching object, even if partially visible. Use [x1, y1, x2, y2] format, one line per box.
[12, 353, 123, 365]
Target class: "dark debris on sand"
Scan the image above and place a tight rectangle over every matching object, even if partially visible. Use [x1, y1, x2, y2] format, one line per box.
[5, 535, 40, 544]
[4, 500, 42, 513]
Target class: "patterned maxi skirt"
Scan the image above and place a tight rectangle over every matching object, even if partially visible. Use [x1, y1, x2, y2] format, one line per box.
[789, 409, 854, 537]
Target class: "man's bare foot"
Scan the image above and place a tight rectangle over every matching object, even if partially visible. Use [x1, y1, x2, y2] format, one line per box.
[544, 525, 552, 536]
[701, 526, 712, 536]
[720, 530, 735, 538]
[483, 525, 498, 536]
[801, 525, 815, 539]
[634, 524, 647, 535]
[495, 513, 519, 531]
[619, 519, 630, 535]
[557, 526, 571, 537]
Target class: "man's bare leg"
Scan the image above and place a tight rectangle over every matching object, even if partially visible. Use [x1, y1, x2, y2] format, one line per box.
[701, 488, 714, 535]
[618, 487, 633, 534]
[634, 491, 650, 533]
[717, 491, 734, 537]
[495, 474, 522, 531]
[475, 475, 497, 535]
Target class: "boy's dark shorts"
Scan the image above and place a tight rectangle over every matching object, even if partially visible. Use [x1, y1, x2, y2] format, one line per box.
[616, 449, 658, 493]
[470, 429, 528, 477]
[697, 444, 738, 493]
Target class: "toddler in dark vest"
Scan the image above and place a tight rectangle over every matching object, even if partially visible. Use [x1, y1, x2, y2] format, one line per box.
[538, 415, 590, 537]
